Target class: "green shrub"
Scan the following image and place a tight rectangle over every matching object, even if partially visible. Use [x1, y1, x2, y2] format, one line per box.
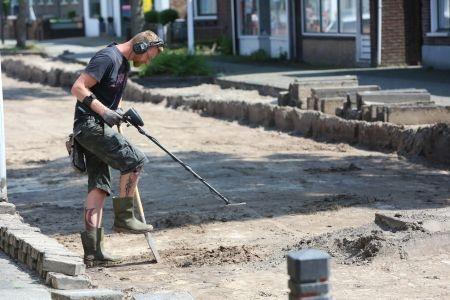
[67, 10, 76, 19]
[139, 51, 213, 77]
[159, 8, 179, 25]
[144, 10, 159, 24]
[248, 49, 270, 61]
[217, 36, 233, 55]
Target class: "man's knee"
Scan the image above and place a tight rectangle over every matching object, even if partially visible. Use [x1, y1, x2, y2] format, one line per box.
[120, 162, 144, 176]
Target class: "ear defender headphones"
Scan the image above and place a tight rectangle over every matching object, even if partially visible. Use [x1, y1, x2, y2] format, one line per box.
[132, 39, 165, 54]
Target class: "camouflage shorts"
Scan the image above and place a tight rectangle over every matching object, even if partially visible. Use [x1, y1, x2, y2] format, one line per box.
[73, 116, 148, 195]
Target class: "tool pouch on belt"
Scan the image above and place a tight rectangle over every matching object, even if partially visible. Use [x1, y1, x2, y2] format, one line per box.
[65, 133, 86, 173]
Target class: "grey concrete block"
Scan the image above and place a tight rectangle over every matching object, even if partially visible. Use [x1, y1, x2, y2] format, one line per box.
[2, 288, 51, 300]
[357, 89, 431, 109]
[306, 97, 317, 110]
[311, 85, 379, 99]
[357, 122, 405, 150]
[289, 294, 330, 300]
[287, 249, 330, 283]
[289, 75, 358, 103]
[0, 202, 16, 215]
[248, 103, 275, 127]
[312, 115, 358, 144]
[278, 91, 290, 106]
[43, 254, 85, 276]
[47, 272, 91, 290]
[47, 68, 62, 86]
[132, 291, 194, 300]
[51, 289, 123, 300]
[274, 106, 295, 131]
[222, 101, 249, 121]
[319, 97, 345, 115]
[385, 105, 450, 125]
[30, 66, 48, 84]
[288, 280, 329, 296]
[291, 109, 320, 137]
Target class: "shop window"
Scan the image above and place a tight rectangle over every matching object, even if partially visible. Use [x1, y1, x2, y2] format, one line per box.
[196, 0, 217, 17]
[438, 0, 450, 30]
[240, 0, 260, 35]
[339, 0, 356, 33]
[360, 0, 370, 34]
[303, 0, 357, 34]
[90, 0, 101, 19]
[270, 0, 288, 36]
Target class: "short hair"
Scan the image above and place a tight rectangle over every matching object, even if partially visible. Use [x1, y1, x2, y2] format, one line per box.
[130, 30, 164, 53]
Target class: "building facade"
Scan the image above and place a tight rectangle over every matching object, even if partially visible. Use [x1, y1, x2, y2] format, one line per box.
[421, 0, 450, 69]
[230, 0, 425, 67]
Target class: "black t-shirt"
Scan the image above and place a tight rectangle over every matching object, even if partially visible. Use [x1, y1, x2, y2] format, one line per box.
[74, 43, 130, 120]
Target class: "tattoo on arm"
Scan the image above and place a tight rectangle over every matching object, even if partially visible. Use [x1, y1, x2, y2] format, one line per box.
[84, 208, 97, 229]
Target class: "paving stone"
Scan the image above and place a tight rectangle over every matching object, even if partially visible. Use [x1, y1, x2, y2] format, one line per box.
[288, 280, 329, 296]
[132, 291, 194, 300]
[287, 249, 330, 283]
[51, 289, 123, 300]
[47, 272, 91, 290]
[42, 254, 85, 276]
[0, 202, 16, 214]
[319, 97, 346, 115]
[289, 294, 330, 300]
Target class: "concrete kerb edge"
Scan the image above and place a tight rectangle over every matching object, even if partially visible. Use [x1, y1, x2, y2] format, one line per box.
[2, 57, 450, 165]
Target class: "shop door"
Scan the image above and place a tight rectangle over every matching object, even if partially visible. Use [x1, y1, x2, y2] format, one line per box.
[356, 0, 371, 62]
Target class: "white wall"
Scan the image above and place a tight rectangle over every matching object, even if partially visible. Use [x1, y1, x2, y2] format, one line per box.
[239, 37, 260, 55]
[84, 0, 100, 37]
[422, 45, 450, 70]
[83, 0, 121, 37]
[270, 37, 289, 58]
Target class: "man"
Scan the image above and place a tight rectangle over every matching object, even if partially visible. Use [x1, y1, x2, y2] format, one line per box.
[71, 31, 164, 266]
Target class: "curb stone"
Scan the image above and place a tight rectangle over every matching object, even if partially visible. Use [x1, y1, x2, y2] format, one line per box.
[2, 56, 450, 165]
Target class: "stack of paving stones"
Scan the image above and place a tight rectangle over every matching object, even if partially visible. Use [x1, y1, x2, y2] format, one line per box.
[0, 202, 123, 299]
[279, 76, 359, 108]
[307, 85, 380, 116]
[354, 89, 450, 125]
[287, 249, 331, 300]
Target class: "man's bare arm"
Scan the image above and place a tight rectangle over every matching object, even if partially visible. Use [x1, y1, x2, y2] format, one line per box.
[71, 72, 108, 116]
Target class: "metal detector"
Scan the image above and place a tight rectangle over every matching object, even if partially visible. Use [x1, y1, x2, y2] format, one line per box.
[120, 108, 246, 207]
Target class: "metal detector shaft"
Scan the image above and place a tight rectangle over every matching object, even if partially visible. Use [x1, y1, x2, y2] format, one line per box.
[132, 124, 232, 205]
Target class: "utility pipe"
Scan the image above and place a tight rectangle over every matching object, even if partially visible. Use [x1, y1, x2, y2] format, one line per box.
[231, 0, 236, 55]
[0, 54, 7, 201]
[377, 0, 382, 66]
[187, 0, 195, 54]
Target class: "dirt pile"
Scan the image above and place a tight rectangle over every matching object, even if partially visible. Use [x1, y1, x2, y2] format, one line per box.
[293, 210, 450, 266]
[169, 245, 261, 268]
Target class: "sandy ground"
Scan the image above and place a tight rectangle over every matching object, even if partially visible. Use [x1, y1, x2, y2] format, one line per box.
[3, 73, 450, 299]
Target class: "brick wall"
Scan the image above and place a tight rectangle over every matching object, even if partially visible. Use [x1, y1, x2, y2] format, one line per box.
[302, 37, 356, 67]
[170, 0, 231, 42]
[380, 0, 407, 65]
[422, 0, 450, 46]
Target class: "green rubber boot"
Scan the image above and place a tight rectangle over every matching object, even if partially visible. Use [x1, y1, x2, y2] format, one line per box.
[80, 228, 119, 267]
[112, 196, 153, 234]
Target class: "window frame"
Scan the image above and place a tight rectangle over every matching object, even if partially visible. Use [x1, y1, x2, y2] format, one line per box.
[238, 0, 261, 37]
[428, 0, 450, 37]
[270, 0, 289, 37]
[194, 0, 218, 20]
[302, 0, 357, 37]
[437, 0, 450, 31]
